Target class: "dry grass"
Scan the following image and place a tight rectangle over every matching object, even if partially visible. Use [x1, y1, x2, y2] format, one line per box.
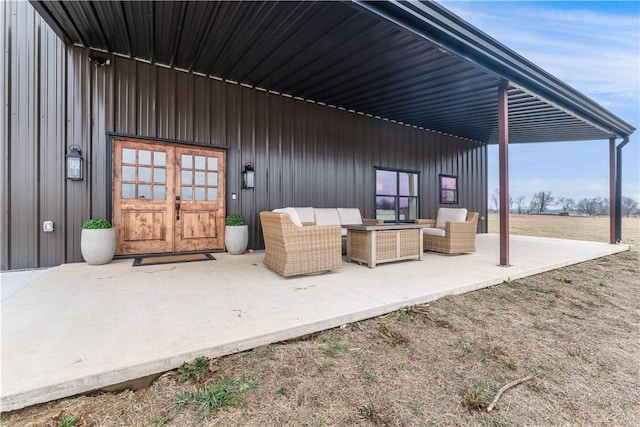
[488, 214, 640, 247]
[3, 218, 639, 426]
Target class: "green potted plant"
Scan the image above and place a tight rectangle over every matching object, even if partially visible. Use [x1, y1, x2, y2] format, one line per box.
[81, 218, 116, 265]
[225, 213, 248, 255]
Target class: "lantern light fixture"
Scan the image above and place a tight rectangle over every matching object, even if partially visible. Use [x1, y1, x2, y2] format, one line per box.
[66, 145, 84, 181]
[242, 162, 255, 189]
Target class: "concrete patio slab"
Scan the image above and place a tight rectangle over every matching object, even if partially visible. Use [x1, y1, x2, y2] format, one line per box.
[0, 234, 628, 412]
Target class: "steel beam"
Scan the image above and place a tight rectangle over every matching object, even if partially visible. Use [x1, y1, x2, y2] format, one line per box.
[615, 136, 630, 243]
[609, 138, 616, 244]
[498, 81, 510, 266]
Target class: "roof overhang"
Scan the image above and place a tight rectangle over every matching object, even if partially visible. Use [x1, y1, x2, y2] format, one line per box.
[29, 0, 635, 144]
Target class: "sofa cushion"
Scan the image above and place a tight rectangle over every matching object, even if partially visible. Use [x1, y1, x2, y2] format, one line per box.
[337, 208, 363, 225]
[293, 207, 315, 223]
[435, 208, 468, 229]
[314, 208, 341, 225]
[273, 207, 302, 227]
[423, 227, 446, 237]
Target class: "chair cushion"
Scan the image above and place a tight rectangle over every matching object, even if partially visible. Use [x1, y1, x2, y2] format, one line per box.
[273, 207, 302, 227]
[314, 208, 341, 225]
[293, 207, 315, 223]
[423, 227, 446, 237]
[337, 208, 363, 225]
[435, 208, 468, 229]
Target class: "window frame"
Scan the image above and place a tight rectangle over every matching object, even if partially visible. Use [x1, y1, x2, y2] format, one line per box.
[439, 174, 458, 204]
[374, 167, 420, 223]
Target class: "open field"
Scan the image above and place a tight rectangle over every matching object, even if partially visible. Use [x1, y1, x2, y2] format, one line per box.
[488, 214, 640, 248]
[2, 217, 639, 426]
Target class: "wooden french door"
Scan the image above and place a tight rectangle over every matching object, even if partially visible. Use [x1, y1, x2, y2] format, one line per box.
[112, 138, 226, 255]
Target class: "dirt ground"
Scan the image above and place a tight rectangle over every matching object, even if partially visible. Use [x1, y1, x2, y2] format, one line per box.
[3, 215, 639, 426]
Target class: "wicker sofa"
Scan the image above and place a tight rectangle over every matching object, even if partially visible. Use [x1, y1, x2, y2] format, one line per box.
[415, 208, 479, 254]
[290, 207, 381, 253]
[259, 211, 342, 277]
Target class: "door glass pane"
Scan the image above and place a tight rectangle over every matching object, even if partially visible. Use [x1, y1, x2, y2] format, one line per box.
[376, 196, 396, 221]
[194, 171, 205, 185]
[181, 171, 192, 185]
[376, 170, 396, 195]
[181, 154, 192, 169]
[138, 167, 151, 182]
[181, 186, 192, 201]
[122, 165, 136, 181]
[194, 155, 206, 170]
[153, 168, 166, 183]
[154, 151, 166, 166]
[399, 172, 418, 196]
[194, 187, 205, 200]
[138, 150, 151, 165]
[122, 184, 135, 199]
[207, 172, 218, 186]
[138, 185, 151, 199]
[207, 188, 218, 201]
[122, 148, 136, 164]
[207, 157, 218, 170]
[153, 185, 166, 200]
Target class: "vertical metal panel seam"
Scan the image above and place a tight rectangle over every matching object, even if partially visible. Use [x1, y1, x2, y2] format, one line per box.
[88, 49, 95, 219]
[36, 12, 42, 267]
[62, 28, 69, 262]
[133, 60, 138, 137]
[1, 0, 11, 268]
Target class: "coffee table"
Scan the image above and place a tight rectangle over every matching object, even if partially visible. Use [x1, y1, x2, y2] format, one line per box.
[344, 223, 424, 268]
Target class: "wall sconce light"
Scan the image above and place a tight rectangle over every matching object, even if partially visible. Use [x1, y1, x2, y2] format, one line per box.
[242, 162, 255, 189]
[66, 145, 84, 181]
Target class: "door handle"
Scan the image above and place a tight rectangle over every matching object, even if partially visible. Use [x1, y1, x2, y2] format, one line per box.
[175, 202, 181, 220]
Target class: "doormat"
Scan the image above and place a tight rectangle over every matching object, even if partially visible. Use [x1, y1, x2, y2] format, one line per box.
[132, 253, 215, 267]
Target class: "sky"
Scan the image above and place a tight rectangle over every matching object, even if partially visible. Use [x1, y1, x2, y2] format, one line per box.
[439, 0, 640, 207]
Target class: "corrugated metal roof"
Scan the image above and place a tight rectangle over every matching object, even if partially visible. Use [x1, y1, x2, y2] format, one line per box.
[29, 0, 635, 144]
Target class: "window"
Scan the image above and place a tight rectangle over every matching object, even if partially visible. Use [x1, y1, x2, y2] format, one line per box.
[375, 168, 419, 222]
[439, 174, 458, 204]
[180, 154, 219, 201]
[121, 148, 167, 200]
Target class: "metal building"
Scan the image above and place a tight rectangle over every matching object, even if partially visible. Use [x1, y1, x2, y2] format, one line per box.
[1, 1, 634, 270]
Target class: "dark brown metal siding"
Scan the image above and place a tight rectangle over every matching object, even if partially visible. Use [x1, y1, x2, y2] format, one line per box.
[39, 24, 66, 267]
[106, 53, 488, 251]
[2, 2, 94, 269]
[3, 1, 487, 269]
[4, 2, 42, 269]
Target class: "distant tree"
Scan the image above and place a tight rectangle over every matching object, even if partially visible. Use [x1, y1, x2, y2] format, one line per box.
[379, 199, 394, 210]
[622, 197, 638, 217]
[576, 198, 597, 216]
[491, 188, 500, 212]
[514, 196, 526, 214]
[576, 197, 608, 216]
[595, 197, 609, 216]
[533, 191, 554, 213]
[528, 194, 539, 214]
[558, 197, 574, 213]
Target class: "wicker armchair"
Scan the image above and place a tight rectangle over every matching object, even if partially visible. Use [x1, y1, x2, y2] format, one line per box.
[416, 209, 479, 254]
[259, 211, 342, 277]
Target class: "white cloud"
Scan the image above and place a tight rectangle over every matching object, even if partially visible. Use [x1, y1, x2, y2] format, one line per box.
[441, 1, 640, 123]
[449, 1, 640, 204]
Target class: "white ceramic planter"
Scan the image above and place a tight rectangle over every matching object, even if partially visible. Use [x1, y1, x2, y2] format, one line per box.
[225, 225, 249, 255]
[81, 228, 116, 265]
